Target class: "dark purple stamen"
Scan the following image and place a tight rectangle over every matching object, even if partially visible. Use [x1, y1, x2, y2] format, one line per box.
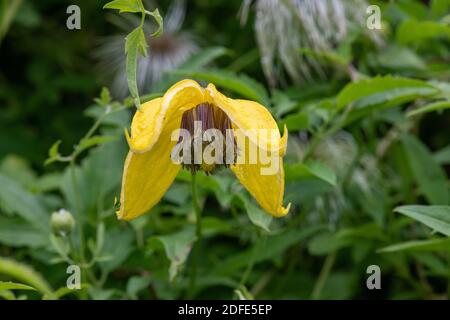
[177, 103, 237, 175]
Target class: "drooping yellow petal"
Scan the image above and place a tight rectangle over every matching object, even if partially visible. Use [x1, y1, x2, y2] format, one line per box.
[205, 83, 289, 217]
[127, 97, 163, 152]
[118, 125, 181, 221]
[206, 83, 288, 154]
[120, 79, 290, 220]
[127, 79, 206, 153]
[231, 153, 290, 218]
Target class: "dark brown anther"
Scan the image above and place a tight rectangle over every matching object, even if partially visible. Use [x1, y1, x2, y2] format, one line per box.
[177, 103, 237, 174]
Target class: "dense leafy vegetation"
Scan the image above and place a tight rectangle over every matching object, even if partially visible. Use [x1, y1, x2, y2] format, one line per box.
[0, 0, 449, 300]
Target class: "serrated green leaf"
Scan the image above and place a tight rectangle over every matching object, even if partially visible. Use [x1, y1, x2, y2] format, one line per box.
[394, 205, 450, 236]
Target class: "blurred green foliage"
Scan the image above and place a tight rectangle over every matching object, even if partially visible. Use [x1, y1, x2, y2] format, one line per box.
[0, 0, 450, 300]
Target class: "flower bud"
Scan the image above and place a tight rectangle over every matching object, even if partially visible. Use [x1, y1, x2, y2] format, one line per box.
[51, 209, 75, 236]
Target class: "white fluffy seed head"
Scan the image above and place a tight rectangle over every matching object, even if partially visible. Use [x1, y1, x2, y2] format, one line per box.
[242, 0, 383, 86]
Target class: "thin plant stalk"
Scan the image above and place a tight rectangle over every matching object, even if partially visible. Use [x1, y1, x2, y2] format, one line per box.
[188, 174, 202, 298]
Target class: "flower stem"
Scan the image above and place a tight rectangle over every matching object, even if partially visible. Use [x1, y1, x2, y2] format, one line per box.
[188, 174, 202, 298]
[191, 174, 202, 239]
[311, 252, 336, 299]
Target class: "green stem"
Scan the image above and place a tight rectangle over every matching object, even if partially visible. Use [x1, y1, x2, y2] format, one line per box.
[69, 161, 86, 264]
[447, 252, 450, 299]
[191, 174, 202, 239]
[188, 174, 202, 298]
[311, 252, 336, 300]
[240, 233, 266, 287]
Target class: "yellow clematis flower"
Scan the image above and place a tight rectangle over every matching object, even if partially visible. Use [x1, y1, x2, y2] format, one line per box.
[118, 79, 290, 221]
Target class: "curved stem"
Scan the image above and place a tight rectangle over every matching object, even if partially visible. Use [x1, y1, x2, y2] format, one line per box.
[188, 174, 202, 298]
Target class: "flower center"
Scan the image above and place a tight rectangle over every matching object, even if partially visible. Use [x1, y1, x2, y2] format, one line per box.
[177, 103, 237, 174]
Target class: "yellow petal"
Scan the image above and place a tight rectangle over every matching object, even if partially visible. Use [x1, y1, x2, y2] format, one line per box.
[127, 97, 163, 152]
[231, 153, 290, 217]
[127, 79, 206, 153]
[118, 127, 181, 221]
[206, 83, 287, 154]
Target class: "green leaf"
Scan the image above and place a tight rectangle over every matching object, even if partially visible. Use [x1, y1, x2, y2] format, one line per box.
[152, 47, 230, 93]
[281, 111, 309, 131]
[48, 140, 61, 158]
[407, 100, 450, 117]
[234, 286, 254, 300]
[308, 232, 350, 256]
[213, 225, 324, 275]
[148, 227, 197, 281]
[0, 174, 50, 231]
[94, 87, 111, 106]
[146, 8, 163, 37]
[126, 276, 151, 299]
[125, 26, 148, 109]
[336, 76, 439, 122]
[378, 238, 450, 253]
[238, 194, 272, 232]
[0, 257, 53, 297]
[394, 205, 450, 236]
[99, 229, 134, 273]
[61, 141, 126, 217]
[272, 90, 299, 118]
[0, 218, 48, 248]
[431, 0, 450, 18]
[103, 0, 143, 13]
[173, 69, 270, 105]
[376, 46, 426, 71]
[0, 281, 36, 291]
[181, 47, 229, 70]
[397, 19, 450, 45]
[285, 161, 337, 186]
[401, 134, 449, 205]
[76, 135, 118, 155]
[50, 234, 71, 263]
[434, 144, 450, 165]
[44, 140, 62, 165]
